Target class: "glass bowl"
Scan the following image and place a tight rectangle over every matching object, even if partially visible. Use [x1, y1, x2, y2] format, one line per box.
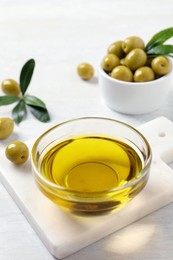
[31, 117, 152, 214]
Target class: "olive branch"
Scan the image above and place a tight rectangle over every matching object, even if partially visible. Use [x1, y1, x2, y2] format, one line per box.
[145, 27, 173, 57]
[0, 59, 50, 124]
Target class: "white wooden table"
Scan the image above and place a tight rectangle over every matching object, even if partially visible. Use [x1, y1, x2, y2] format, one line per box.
[0, 1, 173, 259]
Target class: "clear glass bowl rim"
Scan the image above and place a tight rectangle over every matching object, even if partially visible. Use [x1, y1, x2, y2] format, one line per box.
[31, 117, 152, 196]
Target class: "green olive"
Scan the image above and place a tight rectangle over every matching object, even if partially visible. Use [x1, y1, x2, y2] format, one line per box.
[111, 65, 133, 82]
[134, 66, 155, 82]
[107, 41, 125, 59]
[151, 56, 171, 76]
[1, 79, 20, 96]
[5, 141, 29, 165]
[77, 63, 94, 80]
[102, 54, 120, 72]
[0, 118, 14, 139]
[124, 48, 147, 71]
[122, 36, 145, 53]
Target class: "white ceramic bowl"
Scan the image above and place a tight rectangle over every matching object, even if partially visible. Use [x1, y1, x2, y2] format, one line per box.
[99, 59, 173, 114]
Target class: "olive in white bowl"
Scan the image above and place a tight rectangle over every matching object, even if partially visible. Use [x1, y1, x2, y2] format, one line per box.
[98, 58, 173, 114]
[99, 28, 173, 114]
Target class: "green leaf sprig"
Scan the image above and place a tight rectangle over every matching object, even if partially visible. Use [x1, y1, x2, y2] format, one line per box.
[0, 59, 50, 124]
[145, 27, 173, 57]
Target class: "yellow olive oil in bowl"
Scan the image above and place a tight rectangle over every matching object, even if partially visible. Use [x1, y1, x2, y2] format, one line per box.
[32, 118, 151, 214]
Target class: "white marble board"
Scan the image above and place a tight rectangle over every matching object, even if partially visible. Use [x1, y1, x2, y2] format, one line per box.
[0, 117, 173, 259]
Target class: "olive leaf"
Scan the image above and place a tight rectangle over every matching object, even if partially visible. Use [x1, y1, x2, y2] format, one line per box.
[147, 44, 173, 57]
[20, 59, 35, 95]
[0, 59, 50, 124]
[24, 95, 46, 109]
[27, 105, 50, 122]
[145, 27, 173, 51]
[12, 100, 27, 124]
[0, 95, 20, 106]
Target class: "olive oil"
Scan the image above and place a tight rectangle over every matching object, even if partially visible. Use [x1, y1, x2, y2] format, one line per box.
[40, 136, 143, 193]
[35, 135, 148, 213]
